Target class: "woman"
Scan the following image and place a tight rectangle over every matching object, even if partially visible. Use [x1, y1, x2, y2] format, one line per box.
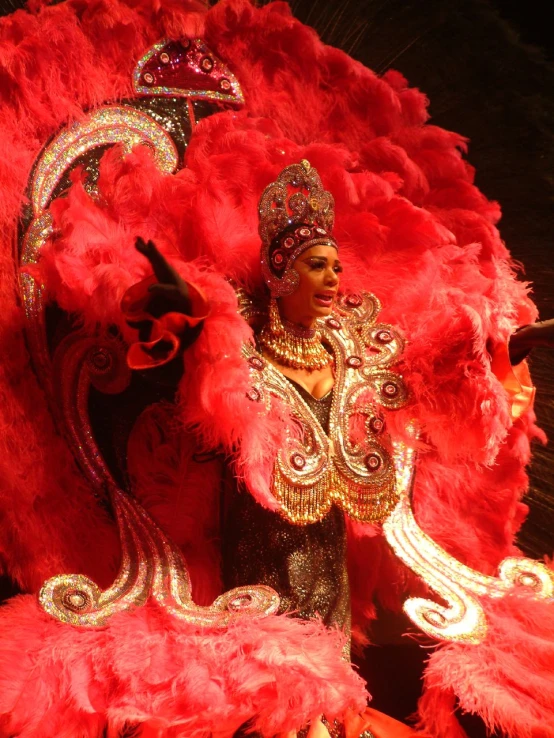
[124, 160, 415, 738]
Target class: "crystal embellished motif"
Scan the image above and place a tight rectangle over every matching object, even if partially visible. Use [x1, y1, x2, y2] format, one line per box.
[40, 490, 280, 627]
[20, 103, 181, 415]
[244, 291, 409, 524]
[383, 462, 554, 644]
[23, 278, 279, 628]
[37, 332, 279, 627]
[133, 38, 244, 106]
[30, 106, 178, 216]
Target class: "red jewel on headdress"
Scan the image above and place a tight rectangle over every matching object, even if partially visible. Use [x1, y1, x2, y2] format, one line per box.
[297, 227, 312, 239]
[143, 72, 155, 85]
[315, 227, 327, 236]
[283, 236, 295, 249]
[220, 78, 231, 90]
[159, 52, 170, 64]
[271, 249, 286, 269]
[200, 56, 214, 72]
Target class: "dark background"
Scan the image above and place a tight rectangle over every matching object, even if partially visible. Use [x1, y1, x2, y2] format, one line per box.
[1, 1, 552, 734]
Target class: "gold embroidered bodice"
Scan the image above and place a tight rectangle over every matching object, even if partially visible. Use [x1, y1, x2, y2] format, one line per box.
[222, 381, 351, 638]
[242, 292, 408, 525]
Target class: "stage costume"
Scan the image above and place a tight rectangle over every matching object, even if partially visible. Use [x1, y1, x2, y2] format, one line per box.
[0, 1, 553, 737]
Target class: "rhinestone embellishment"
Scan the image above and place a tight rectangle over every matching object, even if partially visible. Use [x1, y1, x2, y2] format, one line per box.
[291, 453, 306, 470]
[365, 453, 382, 471]
[244, 291, 410, 526]
[376, 330, 393, 343]
[423, 610, 447, 627]
[517, 573, 540, 588]
[62, 590, 90, 612]
[369, 416, 385, 434]
[228, 593, 254, 611]
[200, 56, 214, 72]
[345, 294, 363, 307]
[132, 38, 245, 105]
[87, 347, 113, 373]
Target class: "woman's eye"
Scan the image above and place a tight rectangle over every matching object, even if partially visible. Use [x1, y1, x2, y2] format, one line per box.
[310, 261, 325, 270]
[334, 265, 343, 273]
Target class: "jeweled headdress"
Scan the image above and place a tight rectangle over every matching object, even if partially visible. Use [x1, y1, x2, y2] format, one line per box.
[258, 160, 337, 296]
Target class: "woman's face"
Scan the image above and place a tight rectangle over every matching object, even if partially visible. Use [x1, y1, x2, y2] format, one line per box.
[278, 244, 342, 327]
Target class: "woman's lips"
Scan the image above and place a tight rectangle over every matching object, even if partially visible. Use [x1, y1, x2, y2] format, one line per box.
[314, 293, 334, 307]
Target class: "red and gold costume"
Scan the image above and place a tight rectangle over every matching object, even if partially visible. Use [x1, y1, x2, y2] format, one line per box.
[0, 2, 552, 737]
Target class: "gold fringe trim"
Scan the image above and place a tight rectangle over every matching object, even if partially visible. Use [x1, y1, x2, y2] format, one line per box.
[273, 463, 397, 525]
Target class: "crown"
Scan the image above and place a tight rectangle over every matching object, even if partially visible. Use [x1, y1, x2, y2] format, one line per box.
[258, 160, 335, 244]
[258, 161, 337, 296]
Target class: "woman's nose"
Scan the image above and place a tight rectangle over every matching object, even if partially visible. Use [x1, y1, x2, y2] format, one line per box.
[325, 268, 339, 286]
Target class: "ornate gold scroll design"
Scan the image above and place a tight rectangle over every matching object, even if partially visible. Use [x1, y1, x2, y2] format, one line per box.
[383, 475, 554, 645]
[40, 490, 279, 627]
[37, 332, 279, 626]
[21, 101, 279, 628]
[243, 292, 410, 525]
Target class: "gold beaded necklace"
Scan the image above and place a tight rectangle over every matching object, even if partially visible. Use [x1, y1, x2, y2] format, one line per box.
[258, 298, 332, 372]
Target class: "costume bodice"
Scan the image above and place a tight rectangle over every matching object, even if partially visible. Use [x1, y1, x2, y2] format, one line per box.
[222, 381, 351, 639]
[242, 292, 408, 525]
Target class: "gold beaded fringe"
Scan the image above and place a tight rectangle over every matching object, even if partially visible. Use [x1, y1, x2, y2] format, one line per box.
[273, 463, 397, 525]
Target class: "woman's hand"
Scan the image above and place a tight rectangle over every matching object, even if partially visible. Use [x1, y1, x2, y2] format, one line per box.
[509, 319, 554, 364]
[135, 237, 192, 316]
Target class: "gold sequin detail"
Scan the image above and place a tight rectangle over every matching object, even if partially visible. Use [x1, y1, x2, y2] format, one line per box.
[222, 482, 351, 642]
[258, 160, 336, 297]
[40, 488, 280, 627]
[19, 60, 273, 630]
